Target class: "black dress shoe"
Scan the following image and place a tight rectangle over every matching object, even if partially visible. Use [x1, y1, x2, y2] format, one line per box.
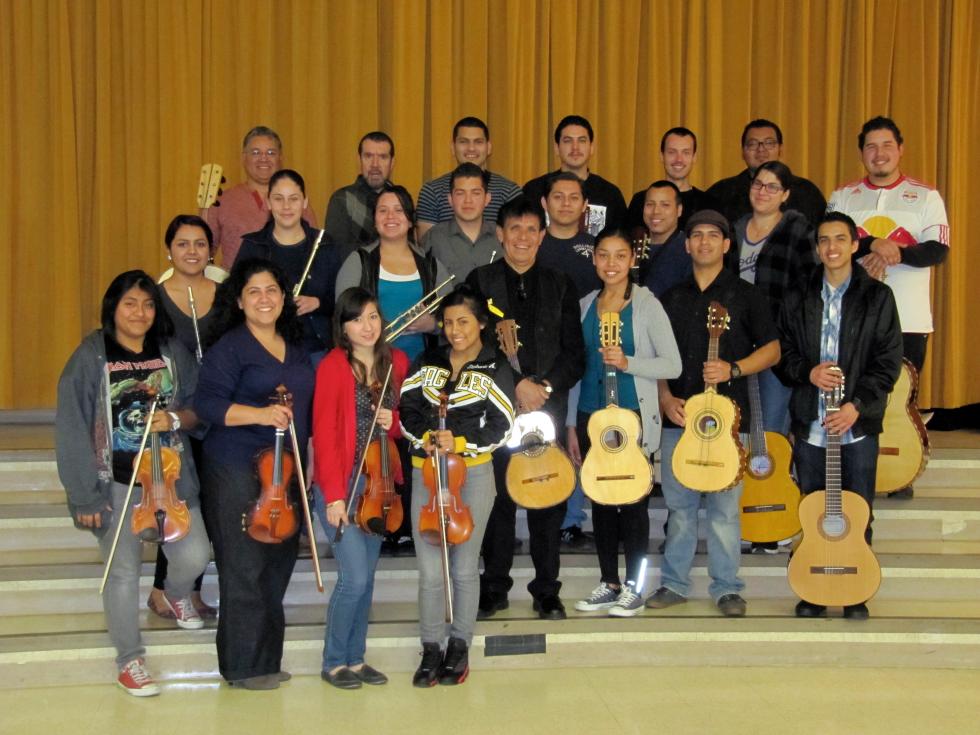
[350, 664, 388, 685]
[843, 602, 870, 620]
[413, 642, 442, 688]
[321, 667, 362, 690]
[795, 600, 827, 618]
[533, 595, 567, 620]
[438, 637, 469, 685]
[477, 592, 509, 620]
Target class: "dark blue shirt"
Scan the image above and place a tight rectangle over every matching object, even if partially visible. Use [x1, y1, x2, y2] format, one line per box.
[536, 231, 602, 299]
[195, 324, 315, 468]
[640, 228, 693, 299]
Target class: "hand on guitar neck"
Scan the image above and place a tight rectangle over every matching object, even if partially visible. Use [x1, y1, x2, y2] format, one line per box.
[810, 361, 859, 435]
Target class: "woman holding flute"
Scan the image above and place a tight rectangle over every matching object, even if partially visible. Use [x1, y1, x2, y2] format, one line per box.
[147, 214, 224, 620]
[238, 169, 341, 362]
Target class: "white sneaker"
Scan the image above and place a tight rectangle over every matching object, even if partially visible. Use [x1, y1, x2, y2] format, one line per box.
[574, 583, 619, 611]
[117, 658, 161, 697]
[608, 586, 644, 617]
[164, 594, 204, 630]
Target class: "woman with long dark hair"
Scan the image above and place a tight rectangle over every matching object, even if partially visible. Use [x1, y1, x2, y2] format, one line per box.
[148, 214, 224, 620]
[399, 283, 515, 687]
[312, 287, 410, 689]
[194, 258, 315, 690]
[56, 270, 210, 696]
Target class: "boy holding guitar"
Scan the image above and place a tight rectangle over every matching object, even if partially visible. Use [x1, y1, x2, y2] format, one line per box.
[777, 212, 902, 619]
[653, 210, 780, 617]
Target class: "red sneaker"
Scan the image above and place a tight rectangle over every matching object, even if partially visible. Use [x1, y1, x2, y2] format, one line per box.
[117, 658, 161, 697]
[164, 594, 205, 630]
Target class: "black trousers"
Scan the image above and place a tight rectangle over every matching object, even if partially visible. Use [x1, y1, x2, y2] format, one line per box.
[480, 448, 565, 600]
[903, 333, 928, 374]
[202, 460, 299, 681]
[575, 412, 650, 587]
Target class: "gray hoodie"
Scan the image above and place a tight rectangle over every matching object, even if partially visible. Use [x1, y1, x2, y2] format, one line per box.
[55, 330, 201, 536]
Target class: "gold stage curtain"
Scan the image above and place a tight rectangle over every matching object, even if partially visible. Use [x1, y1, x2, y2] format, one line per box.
[1, 0, 977, 408]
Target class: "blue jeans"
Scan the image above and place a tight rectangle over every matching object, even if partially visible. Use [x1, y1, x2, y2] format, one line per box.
[313, 488, 382, 670]
[793, 436, 879, 544]
[659, 428, 745, 601]
[561, 481, 588, 529]
[758, 367, 791, 435]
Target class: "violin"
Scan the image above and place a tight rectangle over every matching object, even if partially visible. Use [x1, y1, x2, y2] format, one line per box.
[130, 396, 191, 544]
[419, 392, 473, 547]
[245, 385, 300, 543]
[355, 380, 404, 536]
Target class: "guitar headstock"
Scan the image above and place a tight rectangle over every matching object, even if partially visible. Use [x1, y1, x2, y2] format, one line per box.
[821, 366, 846, 413]
[599, 311, 622, 347]
[197, 163, 225, 209]
[271, 384, 293, 409]
[495, 319, 521, 358]
[706, 301, 731, 339]
[631, 234, 650, 264]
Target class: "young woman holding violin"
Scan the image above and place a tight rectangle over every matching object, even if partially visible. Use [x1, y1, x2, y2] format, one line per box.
[566, 228, 681, 616]
[399, 283, 515, 686]
[194, 258, 315, 690]
[311, 287, 410, 689]
[148, 214, 224, 621]
[56, 271, 210, 696]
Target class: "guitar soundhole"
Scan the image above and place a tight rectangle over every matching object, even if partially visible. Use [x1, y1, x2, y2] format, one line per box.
[693, 411, 722, 441]
[820, 514, 848, 539]
[520, 431, 547, 458]
[600, 427, 626, 452]
[748, 454, 773, 479]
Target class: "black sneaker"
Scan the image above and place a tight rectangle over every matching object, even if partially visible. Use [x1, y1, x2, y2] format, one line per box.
[437, 637, 469, 685]
[888, 486, 914, 499]
[412, 642, 442, 688]
[750, 542, 779, 554]
[843, 602, 870, 620]
[794, 600, 827, 618]
[560, 526, 594, 550]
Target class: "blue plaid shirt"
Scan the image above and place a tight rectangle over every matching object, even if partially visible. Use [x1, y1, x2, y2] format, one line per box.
[806, 275, 863, 447]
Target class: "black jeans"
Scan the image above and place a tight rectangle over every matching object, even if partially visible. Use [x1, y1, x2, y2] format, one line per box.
[792, 435, 879, 544]
[903, 333, 928, 374]
[480, 448, 565, 600]
[202, 460, 299, 681]
[575, 412, 650, 587]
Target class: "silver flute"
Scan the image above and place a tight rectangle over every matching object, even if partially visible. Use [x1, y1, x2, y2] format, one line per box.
[293, 228, 326, 298]
[187, 286, 203, 363]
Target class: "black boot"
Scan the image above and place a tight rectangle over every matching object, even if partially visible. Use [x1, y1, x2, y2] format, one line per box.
[412, 642, 442, 688]
[438, 637, 469, 685]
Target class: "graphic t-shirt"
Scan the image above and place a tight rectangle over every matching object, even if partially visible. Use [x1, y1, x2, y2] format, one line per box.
[105, 336, 174, 482]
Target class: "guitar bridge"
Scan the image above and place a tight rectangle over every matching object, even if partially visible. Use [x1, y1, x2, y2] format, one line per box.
[684, 459, 725, 468]
[522, 473, 559, 484]
[808, 566, 858, 575]
[596, 474, 636, 481]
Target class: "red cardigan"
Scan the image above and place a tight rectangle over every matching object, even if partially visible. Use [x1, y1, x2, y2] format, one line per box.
[313, 347, 409, 503]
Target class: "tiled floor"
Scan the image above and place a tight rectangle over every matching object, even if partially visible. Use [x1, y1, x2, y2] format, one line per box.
[3, 665, 979, 734]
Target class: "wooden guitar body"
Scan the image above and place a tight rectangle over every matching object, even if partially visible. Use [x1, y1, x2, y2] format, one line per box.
[740, 431, 801, 542]
[671, 391, 746, 492]
[875, 360, 930, 494]
[787, 489, 881, 606]
[581, 405, 653, 505]
[505, 410, 576, 509]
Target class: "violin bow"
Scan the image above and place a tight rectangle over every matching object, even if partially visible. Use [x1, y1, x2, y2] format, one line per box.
[99, 398, 159, 595]
[334, 363, 394, 543]
[288, 421, 324, 593]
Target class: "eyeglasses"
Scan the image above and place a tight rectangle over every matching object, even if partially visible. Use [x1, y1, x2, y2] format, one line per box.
[750, 180, 785, 194]
[744, 139, 779, 151]
[247, 148, 280, 158]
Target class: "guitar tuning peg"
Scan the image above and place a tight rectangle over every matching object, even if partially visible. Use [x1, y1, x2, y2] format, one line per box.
[220, 176, 227, 183]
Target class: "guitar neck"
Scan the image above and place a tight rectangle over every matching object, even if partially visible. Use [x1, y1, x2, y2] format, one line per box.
[704, 334, 720, 393]
[603, 365, 619, 407]
[825, 430, 842, 518]
[746, 373, 767, 457]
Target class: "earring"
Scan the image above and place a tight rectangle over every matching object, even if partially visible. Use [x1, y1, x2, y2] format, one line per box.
[167, 254, 172, 262]
[208, 256, 214, 264]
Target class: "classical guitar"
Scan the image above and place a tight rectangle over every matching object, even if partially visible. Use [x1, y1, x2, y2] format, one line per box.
[496, 320, 576, 509]
[739, 373, 801, 542]
[671, 302, 746, 492]
[580, 311, 653, 505]
[787, 368, 881, 606]
[875, 359, 930, 494]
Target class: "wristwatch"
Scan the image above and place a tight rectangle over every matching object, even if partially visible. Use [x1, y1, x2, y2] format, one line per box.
[167, 411, 181, 431]
[730, 362, 742, 380]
